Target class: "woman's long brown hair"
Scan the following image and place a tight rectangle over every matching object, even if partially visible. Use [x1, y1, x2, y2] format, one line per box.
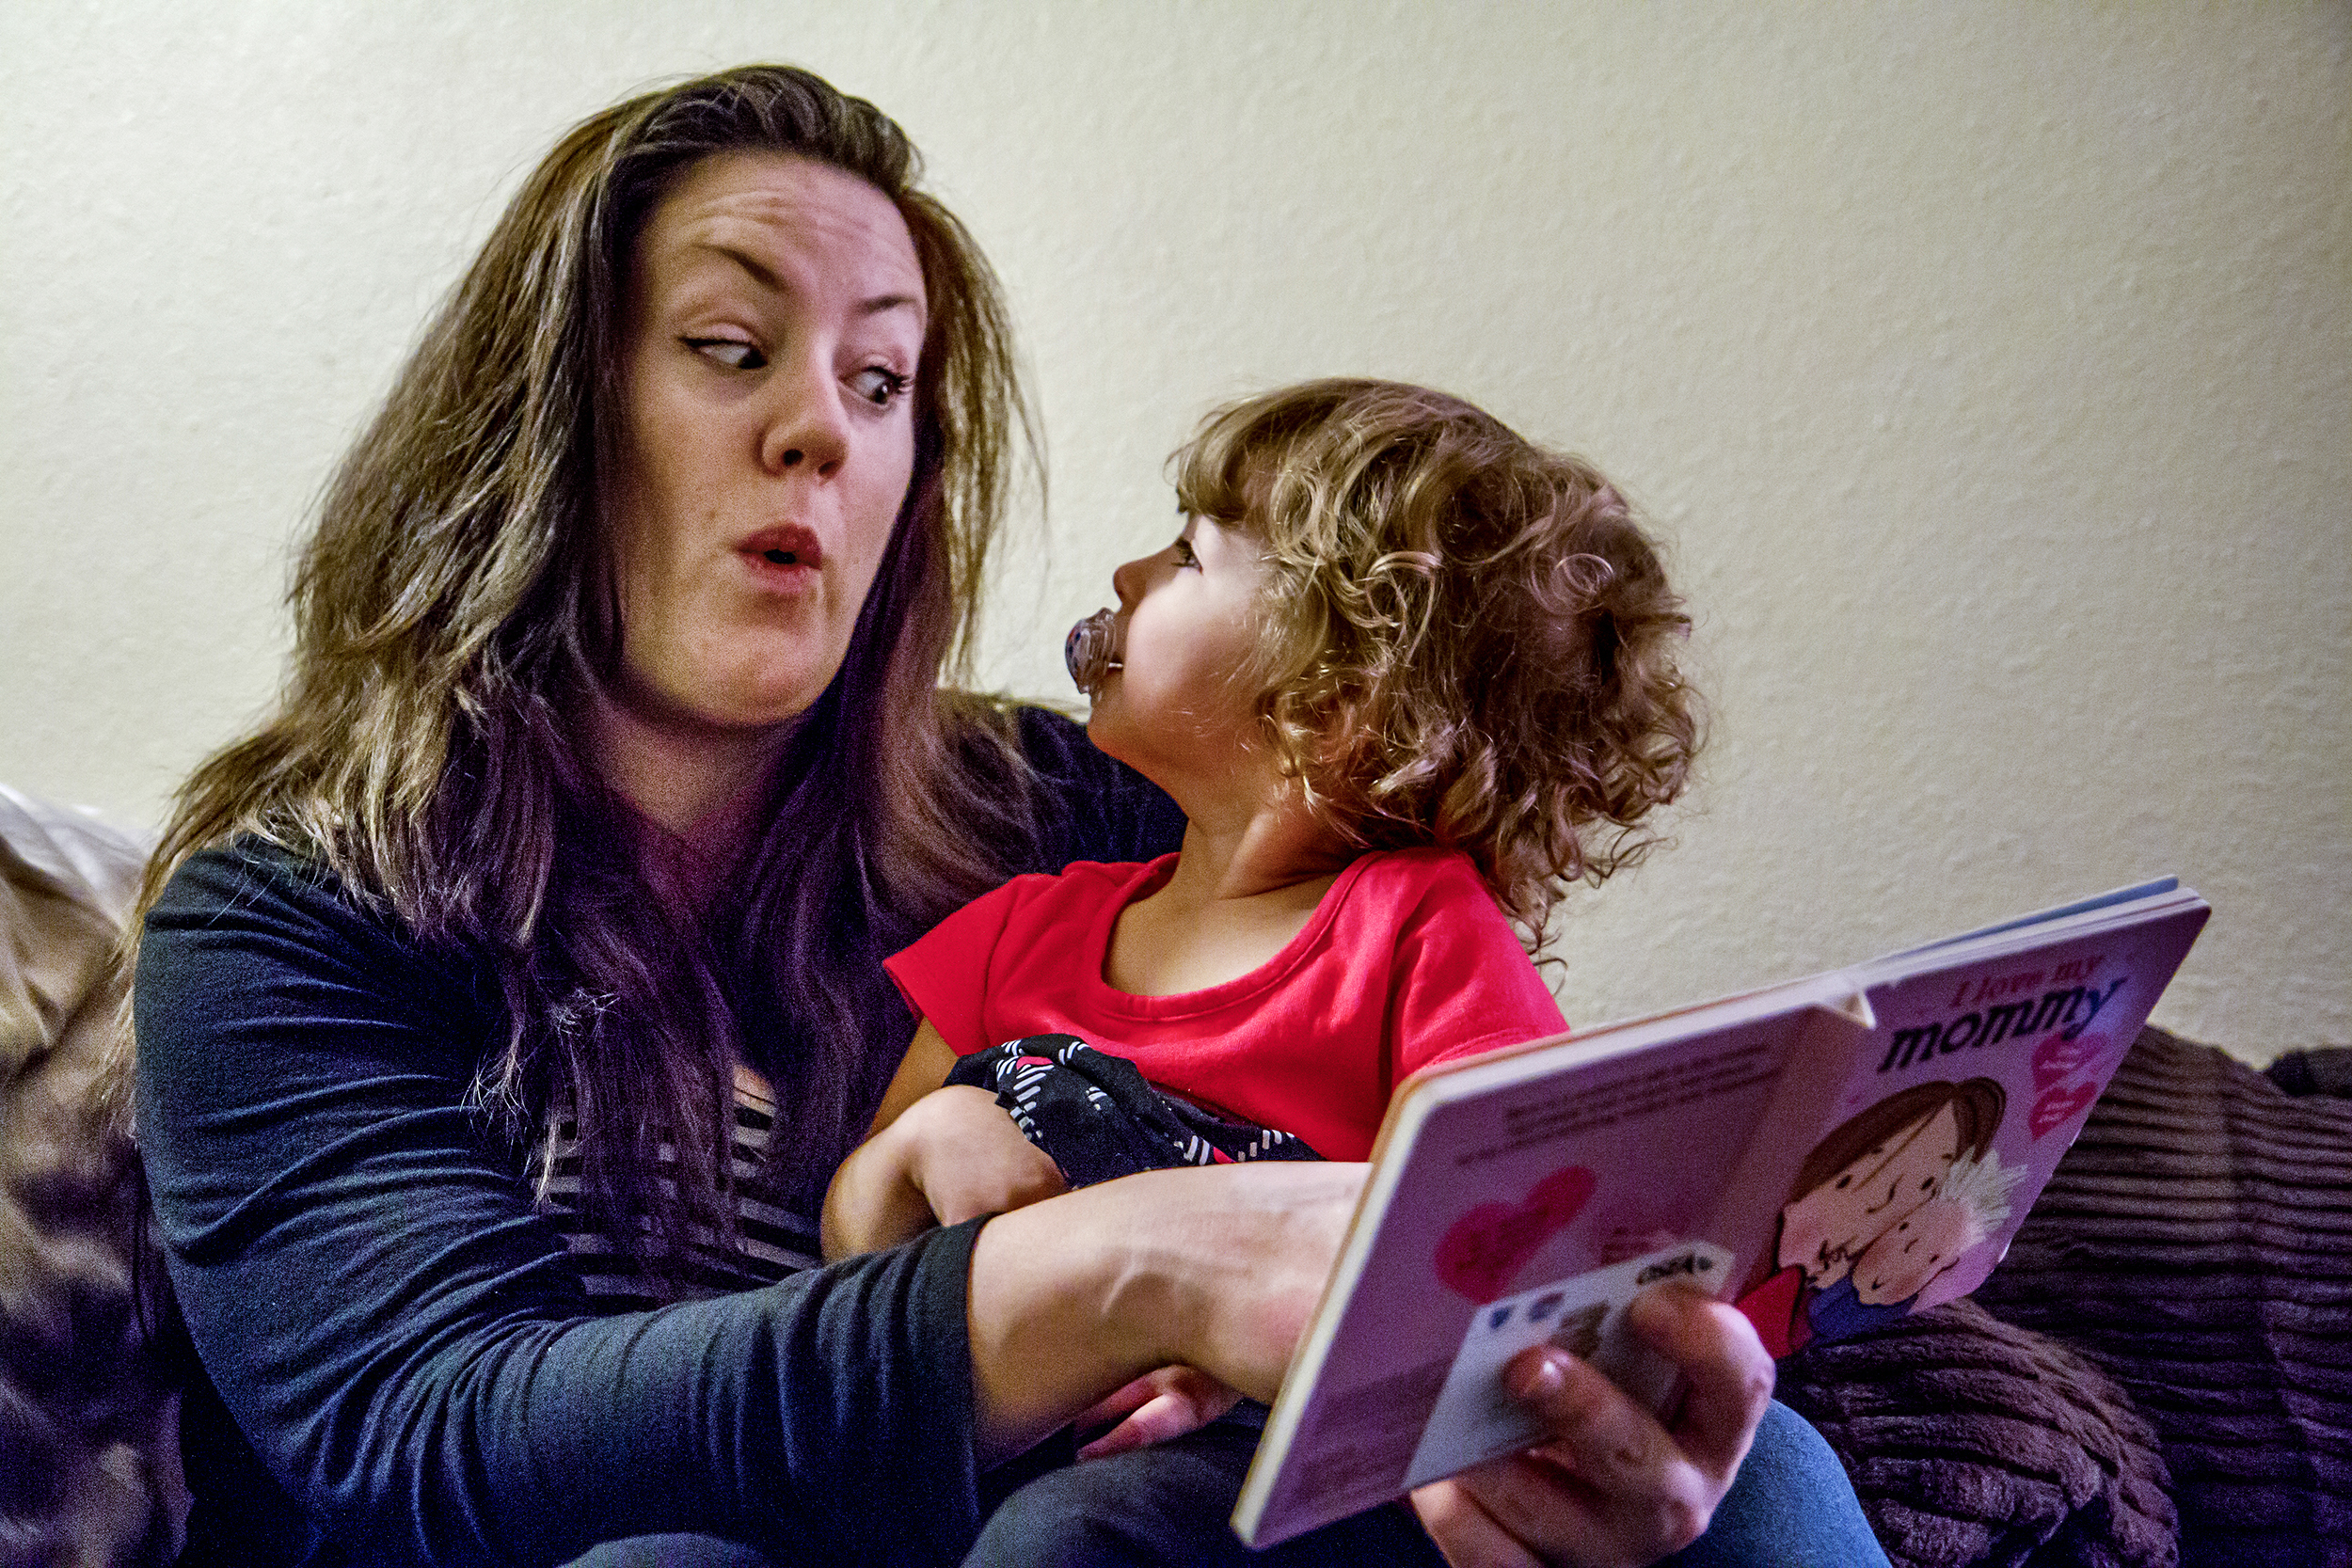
[127, 66, 1045, 1273]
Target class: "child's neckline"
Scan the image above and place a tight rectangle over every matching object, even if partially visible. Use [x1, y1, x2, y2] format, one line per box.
[1084, 850, 1379, 1011]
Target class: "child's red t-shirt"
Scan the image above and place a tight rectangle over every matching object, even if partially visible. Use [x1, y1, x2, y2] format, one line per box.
[882, 847, 1566, 1162]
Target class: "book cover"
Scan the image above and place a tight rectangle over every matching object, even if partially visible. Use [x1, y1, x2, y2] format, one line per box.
[1232, 880, 2209, 1546]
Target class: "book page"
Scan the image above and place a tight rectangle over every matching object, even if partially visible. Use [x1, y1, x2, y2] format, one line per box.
[1236, 883, 2207, 1548]
[1726, 898, 2207, 1358]
[1238, 1012, 1807, 1538]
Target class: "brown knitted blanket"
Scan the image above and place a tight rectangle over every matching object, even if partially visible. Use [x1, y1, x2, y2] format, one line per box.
[1780, 1026, 2352, 1568]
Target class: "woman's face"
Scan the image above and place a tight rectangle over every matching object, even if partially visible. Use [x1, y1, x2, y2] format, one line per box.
[1775, 1102, 1964, 1288]
[1851, 1195, 1977, 1306]
[606, 151, 926, 744]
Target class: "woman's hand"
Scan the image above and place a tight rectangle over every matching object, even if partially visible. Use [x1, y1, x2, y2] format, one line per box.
[1408, 1286, 1774, 1568]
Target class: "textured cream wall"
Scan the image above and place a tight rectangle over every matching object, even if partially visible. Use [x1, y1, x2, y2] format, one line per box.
[3, 4, 2344, 1060]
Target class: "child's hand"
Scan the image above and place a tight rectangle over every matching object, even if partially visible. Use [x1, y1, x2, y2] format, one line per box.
[899, 1085, 1069, 1226]
[1074, 1366, 1243, 1459]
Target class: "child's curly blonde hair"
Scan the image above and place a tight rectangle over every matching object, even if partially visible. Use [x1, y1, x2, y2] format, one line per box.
[1170, 378, 1702, 947]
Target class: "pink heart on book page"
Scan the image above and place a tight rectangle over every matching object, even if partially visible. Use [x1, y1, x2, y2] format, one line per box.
[1434, 1165, 1598, 1304]
[2031, 1031, 2108, 1092]
[2029, 1078, 2101, 1138]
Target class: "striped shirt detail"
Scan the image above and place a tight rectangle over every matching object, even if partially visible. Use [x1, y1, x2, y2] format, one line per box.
[539, 1067, 822, 1310]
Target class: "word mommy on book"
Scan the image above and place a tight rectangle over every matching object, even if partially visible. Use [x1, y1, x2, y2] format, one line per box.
[1233, 879, 2208, 1547]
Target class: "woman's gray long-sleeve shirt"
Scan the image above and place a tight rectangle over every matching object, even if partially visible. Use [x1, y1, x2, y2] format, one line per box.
[135, 711, 1184, 1567]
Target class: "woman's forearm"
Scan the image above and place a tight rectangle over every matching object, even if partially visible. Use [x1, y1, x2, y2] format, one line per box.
[962, 1161, 1368, 1462]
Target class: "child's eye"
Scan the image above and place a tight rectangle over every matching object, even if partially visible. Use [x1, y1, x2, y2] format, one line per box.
[683, 337, 766, 371]
[850, 365, 913, 408]
[1172, 539, 1200, 568]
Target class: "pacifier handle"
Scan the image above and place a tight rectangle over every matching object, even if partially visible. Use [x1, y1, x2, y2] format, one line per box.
[1065, 609, 1122, 697]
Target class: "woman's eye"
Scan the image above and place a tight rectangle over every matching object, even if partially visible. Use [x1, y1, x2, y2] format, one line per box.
[1172, 539, 1200, 568]
[685, 338, 764, 371]
[850, 366, 912, 407]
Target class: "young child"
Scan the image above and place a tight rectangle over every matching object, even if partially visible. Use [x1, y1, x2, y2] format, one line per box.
[823, 377, 1701, 1560]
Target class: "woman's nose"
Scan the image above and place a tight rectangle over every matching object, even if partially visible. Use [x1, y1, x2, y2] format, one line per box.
[759, 355, 851, 478]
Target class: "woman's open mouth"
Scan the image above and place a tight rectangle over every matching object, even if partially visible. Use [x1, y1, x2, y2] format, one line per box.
[738, 524, 824, 584]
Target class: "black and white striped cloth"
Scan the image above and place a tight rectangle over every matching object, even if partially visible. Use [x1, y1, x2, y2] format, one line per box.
[538, 1068, 823, 1311]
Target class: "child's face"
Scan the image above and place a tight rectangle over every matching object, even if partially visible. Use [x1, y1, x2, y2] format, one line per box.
[1850, 1196, 1978, 1306]
[1087, 514, 1275, 787]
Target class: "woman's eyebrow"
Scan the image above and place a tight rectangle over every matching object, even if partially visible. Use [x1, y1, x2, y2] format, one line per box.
[856, 293, 925, 324]
[684, 242, 923, 323]
[691, 241, 783, 292]
[1854, 1115, 1936, 1191]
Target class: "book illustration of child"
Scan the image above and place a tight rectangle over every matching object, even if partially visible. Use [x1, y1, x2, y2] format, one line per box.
[819, 377, 1701, 1560]
[1734, 1078, 2007, 1357]
[1804, 1148, 2024, 1340]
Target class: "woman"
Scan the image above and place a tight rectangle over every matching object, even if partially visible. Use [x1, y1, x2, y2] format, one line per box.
[130, 65, 1886, 1567]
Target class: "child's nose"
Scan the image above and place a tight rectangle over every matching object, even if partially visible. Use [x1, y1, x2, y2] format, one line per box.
[1111, 556, 1147, 606]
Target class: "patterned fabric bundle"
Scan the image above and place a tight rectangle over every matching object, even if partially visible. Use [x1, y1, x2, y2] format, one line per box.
[946, 1035, 1322, 1188]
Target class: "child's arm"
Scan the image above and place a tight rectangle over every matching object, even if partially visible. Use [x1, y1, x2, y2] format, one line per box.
[820, 1021, 1068, 1260]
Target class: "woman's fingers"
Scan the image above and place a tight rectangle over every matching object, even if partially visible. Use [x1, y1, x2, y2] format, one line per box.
[1410, 1286, 1772, 1567]
[1625, 1286, 1774, 1478]
[1409, 1477, 1550, 1568]
[1459, 1350, 1707, 1565]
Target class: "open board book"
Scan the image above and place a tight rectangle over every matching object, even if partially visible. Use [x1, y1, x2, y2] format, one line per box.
[1233, 878, 2209, 1546]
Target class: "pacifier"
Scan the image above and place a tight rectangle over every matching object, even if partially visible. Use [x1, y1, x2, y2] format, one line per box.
[1064, 608, 1122, 698]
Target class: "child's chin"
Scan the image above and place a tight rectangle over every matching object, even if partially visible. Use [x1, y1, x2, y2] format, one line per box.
[1087, 714, 1137, 766]
[1084, 707, 1157, 780]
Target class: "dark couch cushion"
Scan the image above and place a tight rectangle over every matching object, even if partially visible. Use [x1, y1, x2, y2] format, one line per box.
[2, 788, 179, 1567]
[1972, 1026, 2352, 1568]
[1779, 1296, 2176, 1568]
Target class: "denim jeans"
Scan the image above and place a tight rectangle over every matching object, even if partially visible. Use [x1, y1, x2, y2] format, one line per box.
[963, 1399, 1890, 1567]
[557, 1401, 1890, 1568]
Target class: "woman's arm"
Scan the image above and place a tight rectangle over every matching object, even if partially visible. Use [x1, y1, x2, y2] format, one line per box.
[137, 845, 1004, 1565]
[963, 1160, 1368, 1463]
[137, 844, 1374, 1560]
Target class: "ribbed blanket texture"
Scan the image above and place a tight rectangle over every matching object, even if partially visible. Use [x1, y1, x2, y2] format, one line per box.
[1975, 1028, 2351, 1568]
[1779, 1295, 2176, 1568]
